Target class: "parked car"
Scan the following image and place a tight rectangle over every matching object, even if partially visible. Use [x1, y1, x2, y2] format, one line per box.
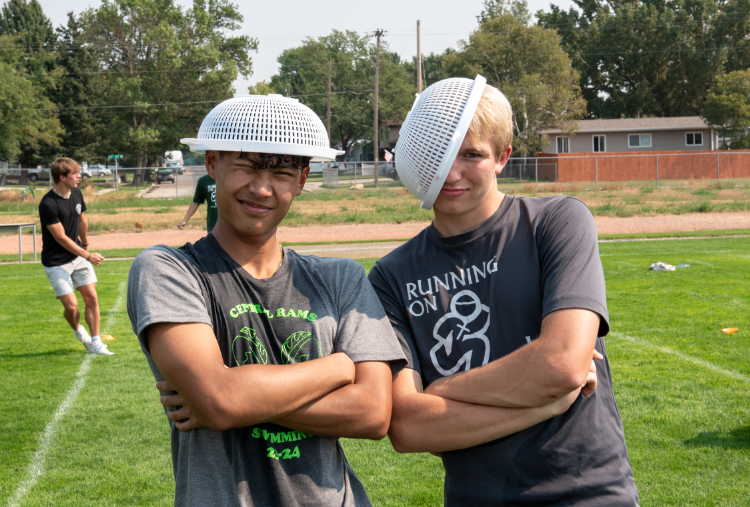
[168, 162, 184, 174]
[156, 167, 175, 184]
[27, 168, 50, 182]
[89, 164, 112, 177]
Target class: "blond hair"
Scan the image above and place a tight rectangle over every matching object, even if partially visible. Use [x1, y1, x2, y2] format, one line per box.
[465, 85, 513, 160]
[51, 157, 81, 184]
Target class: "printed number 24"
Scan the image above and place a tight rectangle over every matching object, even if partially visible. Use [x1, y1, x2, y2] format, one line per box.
[267, 446, 301, 460]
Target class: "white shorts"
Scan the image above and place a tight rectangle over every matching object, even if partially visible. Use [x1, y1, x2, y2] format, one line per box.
[44, 256, 98, 297]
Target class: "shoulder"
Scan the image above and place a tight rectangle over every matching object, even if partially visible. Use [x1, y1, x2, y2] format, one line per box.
[288, 250, 365, 277]
[371, 227, 431, 277]
[512, 195, 593, 231]
[130, 245, 198, 279]
[39, 191, 56, 210]
[198, 175, 214, 185]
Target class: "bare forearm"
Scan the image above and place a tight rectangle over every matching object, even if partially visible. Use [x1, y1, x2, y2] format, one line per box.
[389, 392, 559, 453]
[57, 233, 89, 258]
[79, 215, 89, 246]
[275, 384, 389, 439]
[425, 310, 600, 408]
[182, 202, 199, 222]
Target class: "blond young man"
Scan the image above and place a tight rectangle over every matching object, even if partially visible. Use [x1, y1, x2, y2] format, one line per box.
[368, 83, 639, 505]
[39, 157, 113, 355]
[127, 96, 405, 506]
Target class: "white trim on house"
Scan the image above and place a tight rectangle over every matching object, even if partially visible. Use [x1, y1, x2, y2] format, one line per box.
[685, 132, 703, 146]
[593, 135, 606, 153]
[628, 134, 652, 148]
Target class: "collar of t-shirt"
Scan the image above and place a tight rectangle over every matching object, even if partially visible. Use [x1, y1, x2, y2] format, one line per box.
[205, 233, 292, 286]
[427, 194, 515, 248]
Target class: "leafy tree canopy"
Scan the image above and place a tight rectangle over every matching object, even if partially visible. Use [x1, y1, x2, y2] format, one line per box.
[0, 34, 63, 162]
[538, 0, 749, 119]
[266, 30, 415, 156]
[79, 0, 257, 167]
[403, 48, 456, 91]
[703, 69, 750, 149]
[444, 13, 585, 156]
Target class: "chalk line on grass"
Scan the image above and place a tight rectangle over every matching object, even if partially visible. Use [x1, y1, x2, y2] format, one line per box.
[610, 331, 750, 383]
[8, 280, 127, 507]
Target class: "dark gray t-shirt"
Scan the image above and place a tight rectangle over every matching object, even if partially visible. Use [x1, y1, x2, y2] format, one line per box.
[368, 195, 638, 506]
[127, 235, 406, 507]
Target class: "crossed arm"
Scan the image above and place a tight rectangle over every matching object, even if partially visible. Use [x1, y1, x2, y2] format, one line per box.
[148, 322, 393, 439]
[388, 308, 602, 454]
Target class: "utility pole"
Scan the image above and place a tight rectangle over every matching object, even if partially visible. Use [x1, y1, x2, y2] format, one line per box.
[327, 57, 332, 148]
[374, 29, 384, 189]
[417, 20, 422, 93]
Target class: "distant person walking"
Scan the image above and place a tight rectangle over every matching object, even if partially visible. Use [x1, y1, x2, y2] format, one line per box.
[39, 158, 113, 355]
[177, 174, 217, 232]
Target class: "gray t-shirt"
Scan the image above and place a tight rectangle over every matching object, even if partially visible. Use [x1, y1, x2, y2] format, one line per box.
[127, 235, 406, 507]
[368, 195, 638, 506]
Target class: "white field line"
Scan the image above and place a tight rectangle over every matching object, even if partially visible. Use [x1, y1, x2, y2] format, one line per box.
[102, 281, 127, 333]
[7, 281, 127, 507]
[610, 331, 750, 383]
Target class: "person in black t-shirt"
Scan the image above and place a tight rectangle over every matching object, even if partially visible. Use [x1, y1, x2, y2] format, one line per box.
[368, 81, 638, 506]
[39, 158, 113, 355]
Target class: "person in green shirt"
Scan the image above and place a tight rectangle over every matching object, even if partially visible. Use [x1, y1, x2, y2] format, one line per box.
[178, 174, 218, 232]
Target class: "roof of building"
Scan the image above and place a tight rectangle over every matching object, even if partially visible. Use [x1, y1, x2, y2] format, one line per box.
[541, 116, 709, 134]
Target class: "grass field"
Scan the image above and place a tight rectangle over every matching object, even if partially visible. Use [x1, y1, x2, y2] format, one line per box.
[2, 178, 749, 236]
[1, 237, 749, 505]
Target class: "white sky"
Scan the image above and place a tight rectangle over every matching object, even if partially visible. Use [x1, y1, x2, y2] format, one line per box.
[36, 0, 576, 95]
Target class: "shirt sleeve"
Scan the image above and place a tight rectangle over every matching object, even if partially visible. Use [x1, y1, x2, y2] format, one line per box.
[333, 260, 407, 375]
[193, 178, 206, 204]
[127, 246, 213, 353]
[368, 262, 421, 375]
[538, 197, 610, 336]
[38, 197, 59, 227]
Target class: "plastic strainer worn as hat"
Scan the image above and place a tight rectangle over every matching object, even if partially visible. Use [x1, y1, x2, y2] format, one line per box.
[395, 75, 487, 209]
[181, 95, 343, 160]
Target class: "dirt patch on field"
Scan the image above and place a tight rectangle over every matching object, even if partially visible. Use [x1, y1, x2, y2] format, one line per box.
[2, 212, 749, 254]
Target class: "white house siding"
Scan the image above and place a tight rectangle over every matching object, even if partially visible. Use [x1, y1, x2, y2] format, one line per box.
[542, 129, 713, 154]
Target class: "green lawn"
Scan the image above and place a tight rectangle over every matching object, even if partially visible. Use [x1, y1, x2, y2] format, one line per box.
[1, 237, 749, 505]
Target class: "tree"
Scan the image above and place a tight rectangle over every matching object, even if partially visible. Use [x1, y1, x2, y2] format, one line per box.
[478, 0, 531, 25]
[703, 69, 750, 149]
[50, 13, 109, 163]
[267, 30, 415, 156]
[403, 49, 456, 90]
[79, 0, 257, 167]
[444, 14, 586, 156]
[0, 0, 62, 166]
[0, 34, 63, 163]
[537, 0, 739, 119]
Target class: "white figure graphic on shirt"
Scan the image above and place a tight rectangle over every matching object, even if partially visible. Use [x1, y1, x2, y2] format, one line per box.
[431, 289, 490, 376]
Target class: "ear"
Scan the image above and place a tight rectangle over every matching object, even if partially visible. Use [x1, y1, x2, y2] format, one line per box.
[495, 146, 512, 175]
[206, 151, 218, 179]
[295, 167, 310, 197]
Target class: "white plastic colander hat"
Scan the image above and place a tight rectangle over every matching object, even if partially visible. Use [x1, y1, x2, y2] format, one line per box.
[395, 75, 487, 209]
[181, 94, 343, 160]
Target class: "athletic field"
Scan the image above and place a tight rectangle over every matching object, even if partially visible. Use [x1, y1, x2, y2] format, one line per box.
[1, 237, 748, 506]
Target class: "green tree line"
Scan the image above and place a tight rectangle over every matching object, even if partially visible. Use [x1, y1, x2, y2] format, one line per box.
[2, 0, 749, 168]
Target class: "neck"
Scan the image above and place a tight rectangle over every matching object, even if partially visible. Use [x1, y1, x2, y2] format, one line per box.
[54, 182, 72, 198]
[433, 190, 505, 238]
[211, 219, 283, 279]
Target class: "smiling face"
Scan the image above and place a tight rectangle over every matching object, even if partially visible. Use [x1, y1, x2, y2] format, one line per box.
[206, 151, 309, 238]
[432, 135, 512, 220]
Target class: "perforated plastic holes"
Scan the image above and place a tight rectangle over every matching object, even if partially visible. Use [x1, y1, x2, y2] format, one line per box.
[180, 95, 342, 160]
[395, 75, 487, 209]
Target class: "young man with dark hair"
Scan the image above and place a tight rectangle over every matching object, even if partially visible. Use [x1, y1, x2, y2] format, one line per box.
[39, 157, 113, 355]
[127, 96, 405, 506]
[368, 79, 638, 505]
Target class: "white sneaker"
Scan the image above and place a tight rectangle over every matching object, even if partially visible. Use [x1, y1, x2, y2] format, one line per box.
[74, 329, 92, 352]
[90, 340, 115, 355]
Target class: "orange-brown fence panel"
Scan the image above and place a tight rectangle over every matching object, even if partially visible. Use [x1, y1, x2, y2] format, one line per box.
[534, 150, 750, 183]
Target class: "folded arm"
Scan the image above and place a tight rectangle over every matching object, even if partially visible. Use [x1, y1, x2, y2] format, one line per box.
[388, 368, 580, 453]
[147, 322, 355, 432]
[424, 308, 601, 408]
[161, 360, 394, 440]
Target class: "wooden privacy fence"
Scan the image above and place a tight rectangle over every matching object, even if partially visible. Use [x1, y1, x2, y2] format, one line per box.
[536, 150, 750, 184]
